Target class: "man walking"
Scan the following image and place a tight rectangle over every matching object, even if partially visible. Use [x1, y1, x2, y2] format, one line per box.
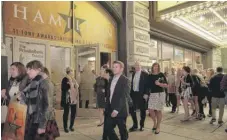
[220, 74, 227, 132]
[129, 61, 148, 132]
[105, 61, 131, 140]
[209, 67, 225, 125]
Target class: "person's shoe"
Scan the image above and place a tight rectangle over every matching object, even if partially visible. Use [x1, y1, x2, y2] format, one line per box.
[225, 129, 227, 133]
[207, 114, 212, 117]
[170, 110, 176, 113]
[69, 127, 75, 132]
[191, 110, 196, 117]
[218, 121, 224, 125]
[64, 128, 69, 133]
[210, 118, 216, 124]
[152, 127, 156, 132]
[129, 126, 138, 132]
[140, 126, 144, 131]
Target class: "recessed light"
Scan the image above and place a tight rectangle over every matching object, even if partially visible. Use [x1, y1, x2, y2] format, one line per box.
[199, 16, 205, 21]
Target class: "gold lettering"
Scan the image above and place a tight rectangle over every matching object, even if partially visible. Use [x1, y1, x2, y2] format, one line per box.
[33, 10, 44, 23]
[14, 4, 27, 20]
[49, 14, 61, 26]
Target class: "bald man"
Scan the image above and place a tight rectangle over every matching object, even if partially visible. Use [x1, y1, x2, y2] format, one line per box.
[129, 61, 149, 132]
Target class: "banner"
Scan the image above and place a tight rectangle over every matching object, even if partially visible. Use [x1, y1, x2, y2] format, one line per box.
[2, 102, 27, 140]
[13, 41, 46, 66]
[3, 1, 117, 51]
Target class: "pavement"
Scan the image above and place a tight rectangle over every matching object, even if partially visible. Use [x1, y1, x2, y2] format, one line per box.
[56, 106, 227, 140]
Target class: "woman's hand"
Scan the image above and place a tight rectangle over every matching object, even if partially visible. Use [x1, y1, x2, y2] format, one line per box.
[1, 89, 6, 98]
[37, 128, 45, 134]
[155, 80, 161, 86]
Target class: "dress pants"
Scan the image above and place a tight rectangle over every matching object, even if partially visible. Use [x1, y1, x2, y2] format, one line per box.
[169, 93, 177, 112]
[63, 104, 77, 129]
[102, 115, 119, 140]
[130, 91, 146, 128]
[106, 116, 128, 140]
[211, 97, 225, 121]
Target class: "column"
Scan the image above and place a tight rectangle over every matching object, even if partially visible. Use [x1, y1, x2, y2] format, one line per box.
[126, 2, 151, 68]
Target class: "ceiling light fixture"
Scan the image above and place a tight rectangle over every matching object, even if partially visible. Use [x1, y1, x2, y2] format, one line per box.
[199, 16, 205, 21]
[209, 8, 227, 25]
[169, 18, 221, 45]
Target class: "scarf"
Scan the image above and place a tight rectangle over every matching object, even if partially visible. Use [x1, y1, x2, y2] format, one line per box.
[66, 74, 79, 104]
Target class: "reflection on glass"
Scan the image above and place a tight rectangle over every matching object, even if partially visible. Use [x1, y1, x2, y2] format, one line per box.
[162, 42, 173, 59]
[77, 47, 97, 109]
[194, 52, 202, 64]
[174, 47, 183, 62]
[185, 49, 193, 68]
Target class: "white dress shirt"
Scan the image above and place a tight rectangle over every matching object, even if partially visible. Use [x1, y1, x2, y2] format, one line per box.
[133, 70, 141, 92]
[110, 74, 121, 103]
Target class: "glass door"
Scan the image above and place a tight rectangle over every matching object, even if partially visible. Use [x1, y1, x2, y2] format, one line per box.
[75, 44, 99, 111]
[159, 58, 172, 73]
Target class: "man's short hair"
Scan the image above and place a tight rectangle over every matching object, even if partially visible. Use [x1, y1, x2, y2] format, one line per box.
[216, 67, 223, 73]
[113, 60, 124, 68]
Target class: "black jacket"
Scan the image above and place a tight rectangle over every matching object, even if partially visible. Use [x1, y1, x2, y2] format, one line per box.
[131, 71, 148, 95]
[61, 77, 70, 107]
[105, 75, 131, 118]
[209, 73, 225, 98]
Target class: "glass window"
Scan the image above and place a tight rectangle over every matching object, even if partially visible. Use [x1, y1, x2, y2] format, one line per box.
[185, 49, 193, 67]
[194, 52, 202, 64]
[162, 42, 173, 60]
[150, 39, 158, 59]
[174, 47, 184, 62]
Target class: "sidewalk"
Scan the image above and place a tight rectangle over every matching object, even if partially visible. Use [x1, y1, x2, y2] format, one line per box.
[56, 106, 227, 140]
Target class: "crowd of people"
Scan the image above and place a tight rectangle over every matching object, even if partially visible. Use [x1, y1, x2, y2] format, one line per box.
[93, 61, 227, 140]
[1, 59, 227, 140]
[1, 60, 60, 140]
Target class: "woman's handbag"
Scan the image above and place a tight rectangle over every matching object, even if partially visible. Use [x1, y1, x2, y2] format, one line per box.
[182, 87, 193, 100]
[45, 119, 60, 139]
[1, 99, 8, 123]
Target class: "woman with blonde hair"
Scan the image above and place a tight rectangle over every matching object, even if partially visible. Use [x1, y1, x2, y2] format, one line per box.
[61, 67, 79, 133]
[205, 68, 215, 117]
[191, 69, 207, 120]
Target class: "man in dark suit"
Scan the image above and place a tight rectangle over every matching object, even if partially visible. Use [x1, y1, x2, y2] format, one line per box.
[129, 61, 148, 132]
[105, 60, 132, 140]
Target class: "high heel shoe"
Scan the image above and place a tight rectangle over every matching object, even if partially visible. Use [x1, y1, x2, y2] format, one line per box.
[155, 129, 160, 134]
[152, 127, 156, 132]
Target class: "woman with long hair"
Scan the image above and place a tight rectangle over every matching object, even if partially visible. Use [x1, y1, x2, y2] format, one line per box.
[146, 63, 168, 134]
[180, 66, 194, 122]
[94, 66, 108, 126]
[1, 62, 29, 135]
[19, 60, 49, 140]
[42, 67, 60, 139]
[176, 68, 183, 113]
[205, 68, 215, 117]
[191, 69, 207, 120]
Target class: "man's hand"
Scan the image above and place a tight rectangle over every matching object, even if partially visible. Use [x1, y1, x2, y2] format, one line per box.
[111, 110, 118, 118]
[143, 94, 148, 101]
[37, 128, 45, 134]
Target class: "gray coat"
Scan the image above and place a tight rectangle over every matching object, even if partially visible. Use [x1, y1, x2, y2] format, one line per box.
[21, 75, 49, 129]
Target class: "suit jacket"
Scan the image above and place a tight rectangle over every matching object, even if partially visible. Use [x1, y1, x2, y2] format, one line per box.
[131, 71, 148, 95]
[105, 75, 131, 118]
